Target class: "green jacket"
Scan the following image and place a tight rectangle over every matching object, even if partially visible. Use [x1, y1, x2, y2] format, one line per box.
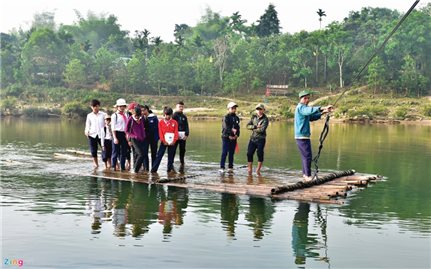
[246, 113, 269, 141]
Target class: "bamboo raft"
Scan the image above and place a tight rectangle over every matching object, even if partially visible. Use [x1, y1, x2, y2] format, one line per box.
[77, 168, 383, 205]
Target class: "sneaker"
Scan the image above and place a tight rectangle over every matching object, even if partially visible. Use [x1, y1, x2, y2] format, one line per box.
[167, 168, 177, 174]
[303, 175, 313, 182]
[218, 169, 225, 174]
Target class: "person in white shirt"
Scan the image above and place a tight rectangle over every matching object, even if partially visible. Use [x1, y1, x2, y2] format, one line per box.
[84, 99, 106, 168]
[101, 115, 113, 169]
[111, 98, 129, 171]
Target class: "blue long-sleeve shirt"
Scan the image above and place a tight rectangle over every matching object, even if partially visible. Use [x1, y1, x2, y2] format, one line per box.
[294, 103, 321, 139]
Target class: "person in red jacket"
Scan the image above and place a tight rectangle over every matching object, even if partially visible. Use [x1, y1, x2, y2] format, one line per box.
[151, 107, 179, 173]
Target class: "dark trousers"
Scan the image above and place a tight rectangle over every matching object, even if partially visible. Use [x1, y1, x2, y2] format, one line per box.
[247, 139, 266, 162]
[102, 139, 112, 162]
[220, 137, 237, 169]
[174, 139, 187, 164]
[88, 136, 101, 157]
[149, 139, 158, 169]
[296, 139, 312, 177]
[131, 138, 149, 173]
[151, 143, 176, 172]
[112, 131, 128, 170]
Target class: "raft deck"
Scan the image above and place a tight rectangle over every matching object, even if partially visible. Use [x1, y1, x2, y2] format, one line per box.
[79, 169, 382, 205]
[58, 150, 383, 204]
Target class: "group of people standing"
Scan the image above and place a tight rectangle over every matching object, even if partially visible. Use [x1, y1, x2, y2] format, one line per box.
[85, 91, 333, 182]
[84, 99, 189, 174]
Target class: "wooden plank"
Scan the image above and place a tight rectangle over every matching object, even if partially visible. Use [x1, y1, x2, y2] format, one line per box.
[69, 169, 381, 204]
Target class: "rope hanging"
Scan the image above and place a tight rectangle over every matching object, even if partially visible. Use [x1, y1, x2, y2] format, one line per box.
[311, 0, 420, 180]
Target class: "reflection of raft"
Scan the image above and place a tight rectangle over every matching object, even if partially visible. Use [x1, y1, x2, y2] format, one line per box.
[81, 169, 383, 204]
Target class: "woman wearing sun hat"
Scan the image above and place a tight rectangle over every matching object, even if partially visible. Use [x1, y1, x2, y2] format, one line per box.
[111, 98, 130, 171]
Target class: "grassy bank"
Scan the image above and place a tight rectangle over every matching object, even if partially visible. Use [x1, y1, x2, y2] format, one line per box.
[1, 86, 430, 121]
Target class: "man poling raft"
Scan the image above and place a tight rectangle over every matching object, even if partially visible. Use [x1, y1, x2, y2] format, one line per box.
[272, 0, 421, 194]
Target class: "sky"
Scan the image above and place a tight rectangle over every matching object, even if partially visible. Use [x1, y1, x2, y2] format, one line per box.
[1, 0, 429, 41]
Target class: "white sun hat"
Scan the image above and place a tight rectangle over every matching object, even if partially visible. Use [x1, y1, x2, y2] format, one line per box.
[113, 98, 128, 107]
[227, 102, 238, 109]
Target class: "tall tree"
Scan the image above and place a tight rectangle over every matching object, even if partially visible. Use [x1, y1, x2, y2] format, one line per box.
[367, 56, 386, 95]
[213, 36, 229, 88]
[317, 9, 327, 29]
[254, 4, 281, 37]
[229, 11, 248, 36]
[399, 55, 428, 97]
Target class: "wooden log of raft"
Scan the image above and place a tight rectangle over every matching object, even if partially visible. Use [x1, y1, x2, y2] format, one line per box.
[271, 170, 355, 195]
[65, 149, 92, 157]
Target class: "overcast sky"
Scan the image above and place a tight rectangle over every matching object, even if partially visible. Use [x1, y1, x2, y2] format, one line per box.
[1, 0, 429, 41]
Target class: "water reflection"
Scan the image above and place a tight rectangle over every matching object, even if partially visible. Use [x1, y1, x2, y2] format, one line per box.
[220, 193, 239, 238]
[158, 186, 188, 238]
[86, 178, 190, 239]
[292, 203, 330, 268]
[245, 197, 274, 240]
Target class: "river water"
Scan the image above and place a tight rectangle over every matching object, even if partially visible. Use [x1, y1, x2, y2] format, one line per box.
[1, 118, 430, 268]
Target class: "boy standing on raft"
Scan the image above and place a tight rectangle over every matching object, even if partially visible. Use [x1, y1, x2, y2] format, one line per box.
[173, 101, 189, 173]
[219, 102, 240, 173]
[85, 99, 106, 168]
[294, 90, 333, 182]
[246, 103, 269, 175]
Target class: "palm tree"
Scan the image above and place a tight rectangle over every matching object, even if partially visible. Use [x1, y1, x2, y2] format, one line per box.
[317, 9, 326, 29]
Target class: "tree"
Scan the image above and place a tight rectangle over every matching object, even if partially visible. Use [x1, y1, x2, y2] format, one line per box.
[399, 55, 428, 97]
[93, 47, 118, 82]
[317, 9, 327, 29]
[223, 68, 246, 96]
[1, 33, 21, 87]
[327, 22, 351, 88]
[61, 12, 129, 54]
[367, 56, 386, 95]
[195, 55, 218, 95]
[32, 11, 56, 30]
[64, 59, 86, 88]
[174, 24, 191, 46]
[213, 36, 229, 88]
[229, 12, 248, 36]
[127, 50, 147, 94]
[254, 4, 281, 37]
[21, 28, 68, 85]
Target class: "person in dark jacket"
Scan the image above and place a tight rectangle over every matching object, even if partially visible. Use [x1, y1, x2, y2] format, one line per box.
[219, 102, 240, 173]
[246, 103, 269, 175]
[142, 105, 159, 170]
[172, 101, 190, 172]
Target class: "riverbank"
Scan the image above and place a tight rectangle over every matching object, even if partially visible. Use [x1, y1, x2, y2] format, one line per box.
[1, 86, 430, 122]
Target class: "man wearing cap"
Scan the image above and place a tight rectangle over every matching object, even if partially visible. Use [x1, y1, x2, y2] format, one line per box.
[111, 98, 130, 171]
[295, 90, 333, 181]
[246, 103, 269, 175]
[219, 102, 240, 173]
